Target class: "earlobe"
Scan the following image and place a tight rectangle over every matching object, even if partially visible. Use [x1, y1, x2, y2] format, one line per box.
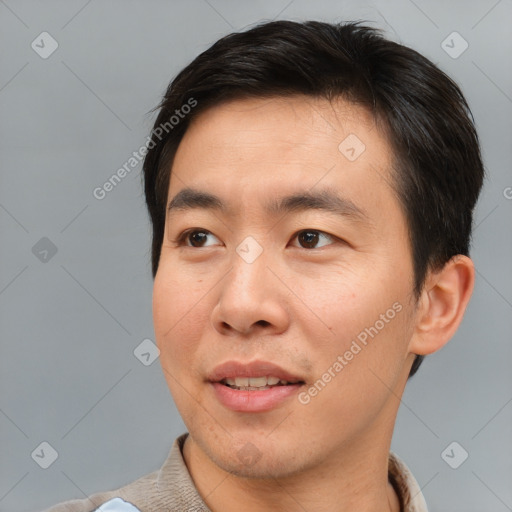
[409, 255, 475, 356]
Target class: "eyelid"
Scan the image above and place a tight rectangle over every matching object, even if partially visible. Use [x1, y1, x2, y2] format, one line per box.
[290, 229, 338, 249]
[174, 228, 221, 247]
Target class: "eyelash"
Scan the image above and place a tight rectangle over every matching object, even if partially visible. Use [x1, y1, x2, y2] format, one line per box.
[173, 228, 339, 249]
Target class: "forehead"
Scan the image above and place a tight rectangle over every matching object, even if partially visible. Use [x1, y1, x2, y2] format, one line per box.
[178, 95, 383, 163]
[169, 95, 397, 219]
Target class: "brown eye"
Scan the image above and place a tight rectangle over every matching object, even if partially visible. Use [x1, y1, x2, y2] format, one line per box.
[188, 231, 209, 247]
[295, 230, 334, 249]
[178, 229, 220, 247]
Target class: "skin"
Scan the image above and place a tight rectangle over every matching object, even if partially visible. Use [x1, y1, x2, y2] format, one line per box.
[152, 95, 475, 512]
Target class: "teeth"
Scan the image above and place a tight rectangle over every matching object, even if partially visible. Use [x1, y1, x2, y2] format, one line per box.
[224, 376, 291, 388]
[248, 377, 267, 387]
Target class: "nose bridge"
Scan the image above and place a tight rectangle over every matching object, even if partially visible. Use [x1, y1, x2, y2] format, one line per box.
[212, 235, 288, 335]
[229, 236, 270, 301]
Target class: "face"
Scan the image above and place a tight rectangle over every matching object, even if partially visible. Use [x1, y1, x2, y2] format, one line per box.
[153, 96, 419, 478]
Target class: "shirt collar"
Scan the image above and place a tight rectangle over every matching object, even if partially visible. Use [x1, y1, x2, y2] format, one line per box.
[389, 451, 429, 511]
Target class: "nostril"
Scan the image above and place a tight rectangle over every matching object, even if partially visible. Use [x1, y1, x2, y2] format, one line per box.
[216, 319, 272, 334]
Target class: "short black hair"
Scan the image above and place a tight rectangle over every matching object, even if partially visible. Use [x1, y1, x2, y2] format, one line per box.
[142, 20, 484, 378]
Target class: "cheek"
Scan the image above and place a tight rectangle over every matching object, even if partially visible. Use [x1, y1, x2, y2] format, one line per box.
[290, 267, 378, 349]
[295, 269, 409, 397]
[153, 272, 214, 421]
[152, 269, 209, 371]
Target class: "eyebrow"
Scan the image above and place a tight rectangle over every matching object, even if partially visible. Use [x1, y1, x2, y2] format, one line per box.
[167, 187, 369, 223]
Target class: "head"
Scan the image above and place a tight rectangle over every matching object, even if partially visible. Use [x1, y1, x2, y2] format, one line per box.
[143, 21, 483, 478]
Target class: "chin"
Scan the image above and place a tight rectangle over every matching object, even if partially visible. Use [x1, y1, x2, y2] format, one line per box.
[200, 431, 311, 480]
[218, 452, 306, 480]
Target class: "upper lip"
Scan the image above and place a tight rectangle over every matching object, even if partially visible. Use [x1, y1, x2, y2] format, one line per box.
[208, 360, 305, 383]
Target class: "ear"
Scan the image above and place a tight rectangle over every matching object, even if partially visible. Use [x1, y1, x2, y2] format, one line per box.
[408, 255, 475, 356]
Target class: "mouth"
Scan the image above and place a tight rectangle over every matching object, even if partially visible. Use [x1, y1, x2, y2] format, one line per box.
[208, 360, 305, 387]
[208, 360, 306, 412]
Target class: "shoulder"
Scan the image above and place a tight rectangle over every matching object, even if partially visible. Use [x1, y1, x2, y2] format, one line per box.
[42, 470, 159, 512]
[41, 434, 207, 512]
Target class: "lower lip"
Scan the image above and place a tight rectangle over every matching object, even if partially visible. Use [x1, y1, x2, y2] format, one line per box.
[210, 382, 303, 412]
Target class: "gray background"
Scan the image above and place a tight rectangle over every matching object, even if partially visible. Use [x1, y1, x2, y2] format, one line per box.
[1, 0, 511, 511]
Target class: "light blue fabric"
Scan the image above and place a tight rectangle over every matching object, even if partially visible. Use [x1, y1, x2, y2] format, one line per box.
[93, 498, 141, 512]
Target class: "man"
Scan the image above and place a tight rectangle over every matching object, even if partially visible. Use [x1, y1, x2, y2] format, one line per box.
[46, 20, 483, 512]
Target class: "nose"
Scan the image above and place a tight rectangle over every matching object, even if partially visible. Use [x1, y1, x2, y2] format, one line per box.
[210, 248, 290, 337]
